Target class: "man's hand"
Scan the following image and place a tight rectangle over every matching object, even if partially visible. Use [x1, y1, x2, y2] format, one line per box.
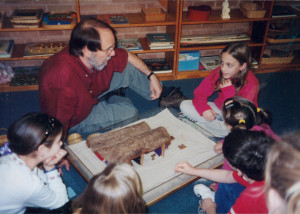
[149, 74, 162, 100]
[203, 109, 219, 121]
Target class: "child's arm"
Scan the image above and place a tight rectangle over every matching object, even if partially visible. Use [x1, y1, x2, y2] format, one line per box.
[174, 161, 236, 183]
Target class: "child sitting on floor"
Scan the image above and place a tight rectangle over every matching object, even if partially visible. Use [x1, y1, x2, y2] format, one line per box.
[264, 131, 300, 214]
[72, 163, 146, 214]
[174, 129, 274, 214]
[180, 42, 259, 138]
[212, 96, 280, 212]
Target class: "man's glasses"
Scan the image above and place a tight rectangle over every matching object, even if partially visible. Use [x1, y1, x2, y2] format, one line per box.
[103, 46, 115, 56]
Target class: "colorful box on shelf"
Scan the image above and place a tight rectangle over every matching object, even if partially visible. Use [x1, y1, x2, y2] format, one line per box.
[178, 51, 200, 71]
[42, 11, 77, 29]
[188, 5, 212, 21]
[142, 8, 166, 22]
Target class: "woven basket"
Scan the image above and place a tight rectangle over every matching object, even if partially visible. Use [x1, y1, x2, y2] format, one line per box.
[261, 56, 294, 64]
[240, 2, 266, 18]
[0, 128, 8, 147]
[142, 8, 166, 22]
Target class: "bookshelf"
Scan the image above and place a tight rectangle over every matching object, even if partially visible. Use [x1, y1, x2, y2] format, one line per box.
[0, 0, 300, 92]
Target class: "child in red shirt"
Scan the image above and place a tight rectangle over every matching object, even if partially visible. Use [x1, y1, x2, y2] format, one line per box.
[180, 42, 259, 138]
[174, 129, 274, 214]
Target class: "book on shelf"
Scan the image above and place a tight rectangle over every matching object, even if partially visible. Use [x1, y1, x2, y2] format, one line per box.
[180, 33, 250, 46]
[143, 58, 172, 74]
[23, 41, 67, 57]
[146, 33, 174, 45]
[0, 40, 14, 58]
[10, 66, 40, 86]
[97, 14, 129, 24]
[42, 12, 77, 26]
[199, 55, 221, 71]
[117, 39, 142, 51]
[272, 5, 297, 18]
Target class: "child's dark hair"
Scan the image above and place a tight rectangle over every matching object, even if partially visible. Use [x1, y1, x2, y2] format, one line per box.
[222, 96, 272, 130]
[7, 112, 63, 155]
[223, 129, 274, 181]
[215, 42, 252, 92]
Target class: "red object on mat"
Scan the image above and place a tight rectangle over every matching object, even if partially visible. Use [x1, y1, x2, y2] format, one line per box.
[188, 5, 212, 21]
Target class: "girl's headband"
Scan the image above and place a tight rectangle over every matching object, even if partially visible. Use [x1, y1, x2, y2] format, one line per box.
[239, 119, 246, 124]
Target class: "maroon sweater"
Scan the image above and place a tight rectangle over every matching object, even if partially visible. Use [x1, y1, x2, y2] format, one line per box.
[39, 47, 128, 132]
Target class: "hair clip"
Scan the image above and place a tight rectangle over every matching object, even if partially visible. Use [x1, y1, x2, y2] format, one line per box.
[257, 108, 261, 112]
[45, 117, 55, 137]
[225, 102, 234, 109]
[239, 119, 246, 124]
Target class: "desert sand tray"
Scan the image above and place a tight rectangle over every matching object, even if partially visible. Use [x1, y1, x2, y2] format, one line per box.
[66, 108, 223, 205]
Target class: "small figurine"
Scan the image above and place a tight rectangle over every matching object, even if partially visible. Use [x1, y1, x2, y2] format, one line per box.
[178, 144, 186, 150]
[221, 0, 230, 19]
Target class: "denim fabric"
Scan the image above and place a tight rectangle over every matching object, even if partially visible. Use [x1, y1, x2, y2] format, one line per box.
[180, 100, 230, 138]
[69, 63, 152, 136]
[215, 183, 246, 213]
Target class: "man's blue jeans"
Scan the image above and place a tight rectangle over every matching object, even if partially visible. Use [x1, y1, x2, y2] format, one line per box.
[69, 63, 153, 136]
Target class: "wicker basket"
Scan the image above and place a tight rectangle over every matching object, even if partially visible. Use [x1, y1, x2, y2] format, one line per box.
[0, 128, 8, 147]
[240, 2, 266, 18]
[261, 56, 294, 64]
[142, 8, 166, 22]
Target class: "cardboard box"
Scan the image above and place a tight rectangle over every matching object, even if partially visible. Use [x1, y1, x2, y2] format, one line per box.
[178, 51, 200, 71]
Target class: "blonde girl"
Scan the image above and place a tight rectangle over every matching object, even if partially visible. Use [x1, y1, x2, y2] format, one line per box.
[72, 163, 146, 214]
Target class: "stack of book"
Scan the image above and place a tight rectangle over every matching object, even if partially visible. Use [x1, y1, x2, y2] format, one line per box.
[10, 66, 40, 86]
[97, 14, 129, 24]
[143, 58, 172, 74]
[146, 33, 174, 50]
[0, 40, 14, 58]
[118, 39, 143, 51]
[199, 55, 221, 71]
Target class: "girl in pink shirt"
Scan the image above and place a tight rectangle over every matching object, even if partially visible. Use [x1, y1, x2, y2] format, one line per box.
[180, 42, 259, 138]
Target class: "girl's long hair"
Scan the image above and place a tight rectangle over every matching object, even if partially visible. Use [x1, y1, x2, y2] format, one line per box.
[72, 163, 146, 214]
[215, 42, 252, 92]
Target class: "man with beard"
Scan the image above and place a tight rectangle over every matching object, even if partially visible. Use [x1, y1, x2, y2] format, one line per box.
[39, 18, 162, 137]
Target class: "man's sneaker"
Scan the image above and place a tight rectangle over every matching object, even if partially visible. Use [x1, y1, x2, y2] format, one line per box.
[193, 184, 215, 202]
[159, 87, 187, 107]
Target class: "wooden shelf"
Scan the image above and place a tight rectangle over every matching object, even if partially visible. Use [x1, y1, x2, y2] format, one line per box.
[181, 9, 269, 25]
[0, 16, 75, 31]
[0, 84, 38, 93]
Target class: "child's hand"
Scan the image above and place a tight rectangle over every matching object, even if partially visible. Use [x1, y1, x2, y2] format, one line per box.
[174, 161, 193, 174]
[203, 109, 219, 121]
[43, 149, 67, 171]
[58, 158, 70, 175]
[214, 141, 223, 154]
[220, 79, 232, 88]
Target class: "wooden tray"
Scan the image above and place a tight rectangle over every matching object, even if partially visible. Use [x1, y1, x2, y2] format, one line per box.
[267, 37, 300, 43]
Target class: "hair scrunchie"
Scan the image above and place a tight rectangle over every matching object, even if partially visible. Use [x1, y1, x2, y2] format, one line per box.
[239, 119, 246, 124]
